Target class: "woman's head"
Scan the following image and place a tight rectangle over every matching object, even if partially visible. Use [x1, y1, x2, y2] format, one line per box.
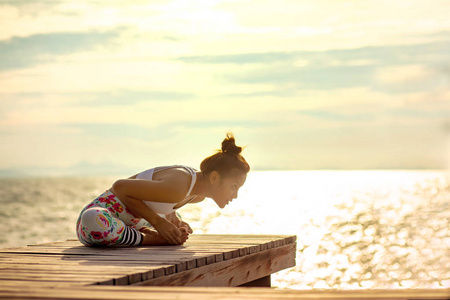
[200, 133, 250, 208]
[200, 132, 250, 178]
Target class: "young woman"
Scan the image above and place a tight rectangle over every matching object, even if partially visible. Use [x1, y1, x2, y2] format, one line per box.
[76, 133, 250, 247]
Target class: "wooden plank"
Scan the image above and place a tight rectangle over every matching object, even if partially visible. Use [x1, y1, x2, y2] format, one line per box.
[0, 273, 118, 285]
[0, 245, 268, 275]
[0, 253, 171, 284]
[0, 260, 157, 278]
[0, 244, 247, 261]
[0, 245, 244, 265]
[185, 235, 291, 250]
[0, 235, 295, 267]
[0, 285, 448, 300]
[1, 235, 294, 252]
[134, 243, 296, 287]
[0, 255, 171, 282]
[0, 262, 151, 273]
[0, 268, 147, 285]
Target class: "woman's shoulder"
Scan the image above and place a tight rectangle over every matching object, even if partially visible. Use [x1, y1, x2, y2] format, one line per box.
[153, 166, 193, 184]
[135, 165, 194, 180]
[153, 167, 193, 201]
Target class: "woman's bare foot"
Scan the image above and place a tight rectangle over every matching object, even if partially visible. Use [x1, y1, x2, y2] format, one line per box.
[139, 226, 189, 246]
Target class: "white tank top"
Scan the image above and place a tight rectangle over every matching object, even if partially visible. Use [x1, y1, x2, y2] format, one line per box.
[136, 165, 197, 216]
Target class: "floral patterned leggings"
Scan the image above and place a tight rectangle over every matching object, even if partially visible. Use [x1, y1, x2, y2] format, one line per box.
[76, 190, 151, 246]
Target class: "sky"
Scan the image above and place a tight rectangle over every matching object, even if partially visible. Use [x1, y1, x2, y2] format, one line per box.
[0, 0, 449, 176]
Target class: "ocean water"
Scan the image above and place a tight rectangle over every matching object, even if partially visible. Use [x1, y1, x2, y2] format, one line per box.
[0, 170, 449, 290]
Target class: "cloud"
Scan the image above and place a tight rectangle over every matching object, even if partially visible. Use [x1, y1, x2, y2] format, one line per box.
[163, 119, 277, 130]
[375, 65, 433, 84]
[0, 29, 120, 71]
[296, 109, 375, 122]
[62, 119, 275, 143]
[214, 0, 450, 51]
[177, 40, 450, 67]
[177, 51, 298, 65]
[62, 90, 195, 106]
[387, 107, 450, 120]
[177, 40, 450, 93]
[62, 122, 171, 141]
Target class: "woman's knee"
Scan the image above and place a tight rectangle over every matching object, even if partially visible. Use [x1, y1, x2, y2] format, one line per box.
[79, 207, 119, 245]
[80, 207, 115, 232]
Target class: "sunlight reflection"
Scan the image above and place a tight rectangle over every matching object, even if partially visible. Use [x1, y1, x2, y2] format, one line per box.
[179, 170, 450, 289]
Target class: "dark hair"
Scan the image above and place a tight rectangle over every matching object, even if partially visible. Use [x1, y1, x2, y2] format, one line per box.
[200, 132, 250, 178]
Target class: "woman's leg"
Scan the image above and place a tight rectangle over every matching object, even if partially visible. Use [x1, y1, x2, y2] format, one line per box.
[77, 207, 142, 246]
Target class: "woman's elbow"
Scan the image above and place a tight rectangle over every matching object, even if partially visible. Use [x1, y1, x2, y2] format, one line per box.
[112, 179, 127, 195]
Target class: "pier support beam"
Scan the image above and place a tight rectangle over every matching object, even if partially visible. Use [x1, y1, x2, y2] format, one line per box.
[239, 275, 271, 287]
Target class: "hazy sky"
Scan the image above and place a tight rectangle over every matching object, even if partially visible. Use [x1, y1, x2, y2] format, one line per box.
[1, 0, 449, 176]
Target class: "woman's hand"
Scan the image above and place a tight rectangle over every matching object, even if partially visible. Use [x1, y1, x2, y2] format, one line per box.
[180, 220, 193, 234]
[153, 217, 183, 244]
[166, 212, 193, 234]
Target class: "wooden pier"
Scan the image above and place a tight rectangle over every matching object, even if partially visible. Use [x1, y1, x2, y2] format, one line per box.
[0, 234, 448, 299]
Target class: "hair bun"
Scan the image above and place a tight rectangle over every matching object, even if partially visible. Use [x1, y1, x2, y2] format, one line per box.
[200, 132, 250, 176]
[221, 132, 242, 155]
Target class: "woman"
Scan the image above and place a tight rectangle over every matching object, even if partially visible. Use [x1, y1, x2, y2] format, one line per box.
[76, 133, 250, 247]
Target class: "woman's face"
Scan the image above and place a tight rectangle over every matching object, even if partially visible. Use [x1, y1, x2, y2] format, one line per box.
[210, 172, 247, 209]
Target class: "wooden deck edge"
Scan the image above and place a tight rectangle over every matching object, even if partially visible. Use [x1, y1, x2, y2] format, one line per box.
[132, 242, 297, 287]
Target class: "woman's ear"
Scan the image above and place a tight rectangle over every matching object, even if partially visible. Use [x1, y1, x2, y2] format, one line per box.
[209, 171, 220, 185]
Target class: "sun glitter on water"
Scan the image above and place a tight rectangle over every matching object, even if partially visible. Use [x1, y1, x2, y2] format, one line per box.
[179, 170, 450, 289]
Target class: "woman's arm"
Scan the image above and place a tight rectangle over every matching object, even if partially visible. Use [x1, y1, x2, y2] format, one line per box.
[112, 178, 188, 244]
[115, 191, 182, 244]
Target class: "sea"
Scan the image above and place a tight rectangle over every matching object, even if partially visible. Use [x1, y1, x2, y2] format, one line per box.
[0, 170, 449, 290]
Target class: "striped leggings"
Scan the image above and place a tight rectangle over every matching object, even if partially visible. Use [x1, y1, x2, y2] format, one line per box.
[76, 190, 151, 246]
